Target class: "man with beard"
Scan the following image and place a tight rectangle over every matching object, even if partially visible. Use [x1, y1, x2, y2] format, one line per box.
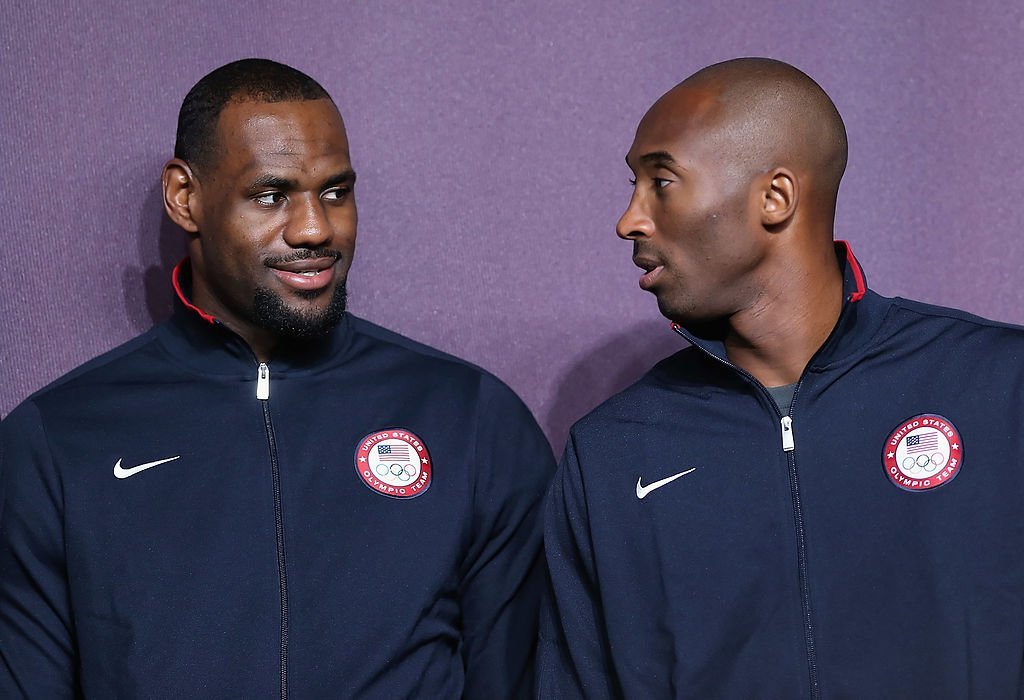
[0, 59, 554, 699]
[539, 57, 1024, 698]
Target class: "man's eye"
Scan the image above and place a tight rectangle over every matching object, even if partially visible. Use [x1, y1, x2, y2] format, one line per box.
[628, 178, 637, 187]
[653, 178, 671, 189]
[322, 187, 350, 202]
[254, 192, 284, 206]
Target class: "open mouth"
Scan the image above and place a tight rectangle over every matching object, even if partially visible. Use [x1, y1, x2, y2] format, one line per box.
[268, 255, 339, 292]
[633, 257, 664, 290]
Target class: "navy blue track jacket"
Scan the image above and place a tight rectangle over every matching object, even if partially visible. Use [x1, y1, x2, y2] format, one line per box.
[539, 243, 1024, 698]
[0, 264, 555, 698]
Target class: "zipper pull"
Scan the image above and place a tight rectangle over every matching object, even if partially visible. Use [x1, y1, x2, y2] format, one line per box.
[780, 415, 795, 452]
[256, 363, 270, 400]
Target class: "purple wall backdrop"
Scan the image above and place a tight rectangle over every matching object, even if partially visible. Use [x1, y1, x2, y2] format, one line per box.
[2, 1, 1023, 450]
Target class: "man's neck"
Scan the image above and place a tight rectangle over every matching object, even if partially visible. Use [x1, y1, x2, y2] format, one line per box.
[244, 330, 279, 364]
[723, 246, 844, 388]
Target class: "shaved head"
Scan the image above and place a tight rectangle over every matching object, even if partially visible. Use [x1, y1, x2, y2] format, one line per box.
[620, 57, 850, 330]
[619, 57, 851, 381]
[661, 57, 848, 214]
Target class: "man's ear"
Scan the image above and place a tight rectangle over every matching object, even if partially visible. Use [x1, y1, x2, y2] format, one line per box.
[162, 159, 201, 233]
[761, 168, 797, 227]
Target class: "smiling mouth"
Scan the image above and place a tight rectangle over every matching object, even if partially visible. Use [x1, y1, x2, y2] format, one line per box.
[267, 253, 340, 292]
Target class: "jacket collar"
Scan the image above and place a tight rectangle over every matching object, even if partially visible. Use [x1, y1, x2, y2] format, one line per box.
[672, 241, 892, 376]
[156, 258, 356, 376]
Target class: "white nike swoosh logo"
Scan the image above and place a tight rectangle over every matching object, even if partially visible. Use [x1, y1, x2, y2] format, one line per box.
[636, 468, 696, 499]
[113, 456, 181, 479]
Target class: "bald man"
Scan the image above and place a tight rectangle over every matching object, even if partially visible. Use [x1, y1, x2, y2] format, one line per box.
[539, 58, 1024, 698]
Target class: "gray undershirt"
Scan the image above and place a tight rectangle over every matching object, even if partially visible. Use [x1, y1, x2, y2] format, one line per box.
[766, 382, 798, 414]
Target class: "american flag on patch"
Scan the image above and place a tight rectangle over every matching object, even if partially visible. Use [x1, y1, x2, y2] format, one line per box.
[906, 433, 939, 454]
[378, 444, 412, 460]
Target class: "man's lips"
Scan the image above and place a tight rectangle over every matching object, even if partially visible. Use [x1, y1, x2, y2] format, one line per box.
[267, 254, 339, 292]
[633, 256, 665, 291]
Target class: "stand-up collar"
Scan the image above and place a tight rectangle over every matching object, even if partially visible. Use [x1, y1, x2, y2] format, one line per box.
[808, 240, 892, 371]
[156, 258, 356, 376]
[673, 241, 892, 373]
[837, 239, 868, 304]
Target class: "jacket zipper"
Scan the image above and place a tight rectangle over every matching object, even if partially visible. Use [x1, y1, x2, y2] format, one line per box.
[780, 416, 795, 451]
[672, 327, 820, 699]
[783, 383, 820, 699]
[257, 362, 289, 699]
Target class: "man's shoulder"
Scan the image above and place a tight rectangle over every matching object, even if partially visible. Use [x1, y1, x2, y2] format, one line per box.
[569, 346, 710, 436]
[348, 315, 478, 366]
[887, 296, 1024, 345]
[7, 327, 165, 417]
[346, 314, 525, 404]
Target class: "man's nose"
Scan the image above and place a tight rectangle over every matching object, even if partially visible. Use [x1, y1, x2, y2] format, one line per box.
[284, 194, 332, 247]
[616, 194, 654, 240]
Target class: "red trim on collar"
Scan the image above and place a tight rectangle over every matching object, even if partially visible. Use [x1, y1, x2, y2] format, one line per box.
[837, 240, 866, 303]
[171, 258, 218, 325]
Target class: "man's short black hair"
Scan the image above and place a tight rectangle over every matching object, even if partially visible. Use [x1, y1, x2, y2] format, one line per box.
[174, 58, 331, 173]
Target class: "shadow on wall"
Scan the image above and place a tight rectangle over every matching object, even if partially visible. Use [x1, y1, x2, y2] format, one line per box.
[544, 318, 686, 453]
[124, 177, 188, 331]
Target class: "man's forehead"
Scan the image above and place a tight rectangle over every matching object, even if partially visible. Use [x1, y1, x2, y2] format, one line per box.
[217, 98, 345, 139]
[212, 98, 350, 175]
[629, 84, 723, 160]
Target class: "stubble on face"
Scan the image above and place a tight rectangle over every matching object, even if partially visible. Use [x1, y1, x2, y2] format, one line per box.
[251, 246, 349, 338]
[253, 279, 348, 339]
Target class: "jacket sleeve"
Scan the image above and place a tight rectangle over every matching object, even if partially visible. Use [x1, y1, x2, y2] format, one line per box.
[0, 402, 79, 698]
[536, 431, 619, 699]
[458, 376, 556, 699]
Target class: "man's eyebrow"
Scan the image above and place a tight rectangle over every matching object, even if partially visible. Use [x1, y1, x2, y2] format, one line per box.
[246, 169, 356, 192]
[322, 169, 356, 188]
[624, 151, 681, 170]
[637, 151, 680, 167]
[248, 174, 297, 191]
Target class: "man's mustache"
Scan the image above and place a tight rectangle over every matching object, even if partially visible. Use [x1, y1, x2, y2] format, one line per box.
[264, 249, 343, 266]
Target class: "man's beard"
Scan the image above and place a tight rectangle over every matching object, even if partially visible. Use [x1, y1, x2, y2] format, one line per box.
[252, 282, 348, 340]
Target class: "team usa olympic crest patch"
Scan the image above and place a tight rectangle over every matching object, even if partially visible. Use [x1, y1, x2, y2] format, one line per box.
[355, 428, 432, 499]
[882, 414, 963, 492]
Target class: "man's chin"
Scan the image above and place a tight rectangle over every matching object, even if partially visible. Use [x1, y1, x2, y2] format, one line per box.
[253, 283, 348, 339]
[657, 297, 730, 340]
[657, 296, 687, 325]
